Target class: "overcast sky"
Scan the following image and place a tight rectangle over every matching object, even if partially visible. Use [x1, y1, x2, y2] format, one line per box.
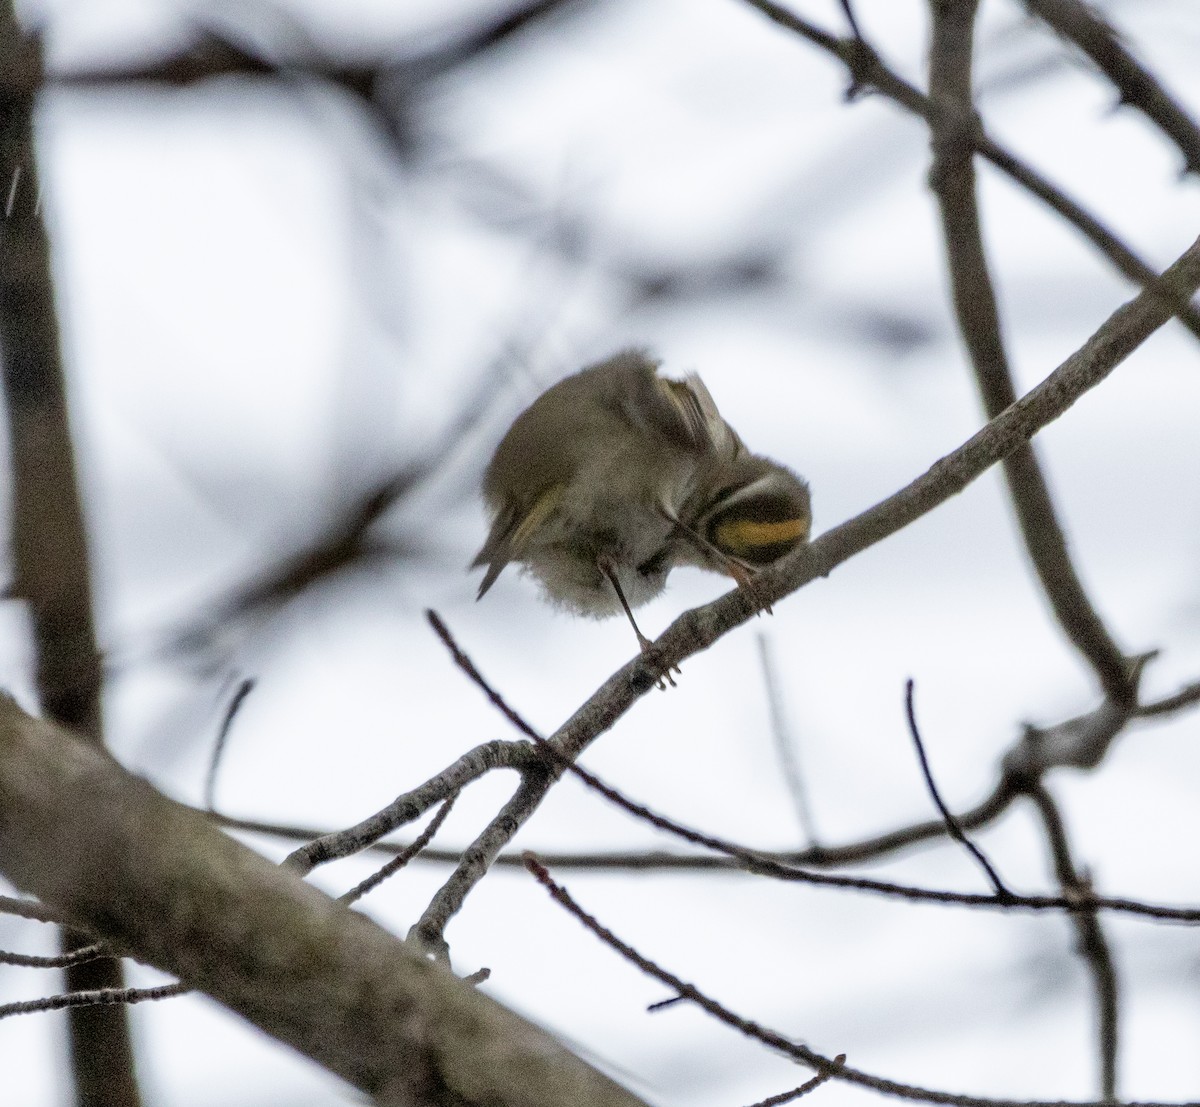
[4, 1, 1200, 1104]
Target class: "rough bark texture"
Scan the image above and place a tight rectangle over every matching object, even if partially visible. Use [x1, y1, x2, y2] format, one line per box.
[0, 695, 648, 1107]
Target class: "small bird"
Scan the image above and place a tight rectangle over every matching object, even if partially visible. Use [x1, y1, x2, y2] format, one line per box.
[472, 350, 811, 653]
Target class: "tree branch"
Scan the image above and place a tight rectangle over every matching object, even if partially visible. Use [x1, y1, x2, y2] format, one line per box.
[735, 0, 1200, 341]
[0, 694, 650, 1107]
[0, 5, 139, 1102]
[525, 855, 1189, 1107]
[927, 0, 1132, 702]
[1025, 783, 1120, 1101]
[1022, 0, 1200, 176]
[278, 235, 1200, 952]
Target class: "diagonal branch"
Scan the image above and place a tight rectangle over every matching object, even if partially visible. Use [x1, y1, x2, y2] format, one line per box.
[1022, 0, 1200, 176]
[368, 233, 1200, 950]
[0, 694, 651, 1107]
[735, 0, 1200, 341]
[525, 856, 1193, 1107]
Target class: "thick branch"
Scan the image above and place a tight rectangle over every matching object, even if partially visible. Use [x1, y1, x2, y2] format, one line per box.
[0, 695, 648, 1107]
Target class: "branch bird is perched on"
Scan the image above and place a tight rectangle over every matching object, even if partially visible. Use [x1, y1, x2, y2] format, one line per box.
[473, 350, 811, 654]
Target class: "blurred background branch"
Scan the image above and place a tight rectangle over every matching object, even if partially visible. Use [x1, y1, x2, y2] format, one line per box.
[0, 6, 139, 1105]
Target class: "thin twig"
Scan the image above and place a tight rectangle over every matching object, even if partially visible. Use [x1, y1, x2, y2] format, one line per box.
[836, 0, 863, 42]
[0, 895, 59, 923]
[523, 854, 841, 1077]
[745, 1061, 846, 1107]
[408, 767, 551, 959]
[0, 982, 187, 1021]
[204, 676, 256, 811]
[1025, 783, 1120, 1101]
[0, 943, 108, 969]
[1135, 679, 1200, 717]
[524, 856, 1194, 1107]
[735, 0, 1200, 341]
[757, 633, 821, 846]
[427, 610, 544, 742]
[283, 737, 540, 875]
[1022, 0, 1200, 176]
[339, 794, 459, 906]
[905, 680, 1011, 897]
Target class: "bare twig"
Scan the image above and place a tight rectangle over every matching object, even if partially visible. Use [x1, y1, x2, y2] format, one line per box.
[524, 855, 1193, 1107]
[408, 766, 552, 958]
[1022, 0, 1200, 176]
[0, 942, 108, 969]
[427, 610, 544, 743]
[744, 1057, 846, 1107]
[0, 982, 188, 1021]
[523, 853, 842, 1078]
[904, 680, 1011, 897]
[735, 0, 1200, 341]
[1135, 678, 1200, 717]
[757, 634, 821, 846]
[283, 737, 540, 875]
[0, 895, 59, 923]
[339, 794, 459, 906]
[1025, 783, 1120, 1101]
[204, 677, 256, 811]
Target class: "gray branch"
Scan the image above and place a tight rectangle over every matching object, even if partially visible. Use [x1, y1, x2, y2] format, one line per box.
[735, 0, 1200, 341]
[402, 230, 1200, 949]
[0, 694, 649, 1107]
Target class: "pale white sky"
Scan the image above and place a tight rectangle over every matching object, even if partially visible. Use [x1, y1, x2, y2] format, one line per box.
[4, 1, 1200, 1104]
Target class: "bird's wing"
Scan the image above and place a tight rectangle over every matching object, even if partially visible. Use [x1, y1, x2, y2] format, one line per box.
[472, 483, 564, 598]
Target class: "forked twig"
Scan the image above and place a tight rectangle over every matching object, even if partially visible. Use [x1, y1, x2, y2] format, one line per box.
[735, 0, 1200, 341]
[429, 611, 1200, 926]
[524, 855, 1191, 1107]
[339, 794, 459, 906]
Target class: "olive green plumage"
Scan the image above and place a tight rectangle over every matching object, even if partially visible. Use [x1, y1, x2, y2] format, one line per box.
[473, 349, 810, 645]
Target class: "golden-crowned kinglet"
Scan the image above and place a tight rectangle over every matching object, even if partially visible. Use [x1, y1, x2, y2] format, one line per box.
[472, 350, 811, 649]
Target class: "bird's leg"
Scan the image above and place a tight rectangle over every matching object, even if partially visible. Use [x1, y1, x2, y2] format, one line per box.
[662, 515, 773, 615]
[598, 557, 677, 688]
